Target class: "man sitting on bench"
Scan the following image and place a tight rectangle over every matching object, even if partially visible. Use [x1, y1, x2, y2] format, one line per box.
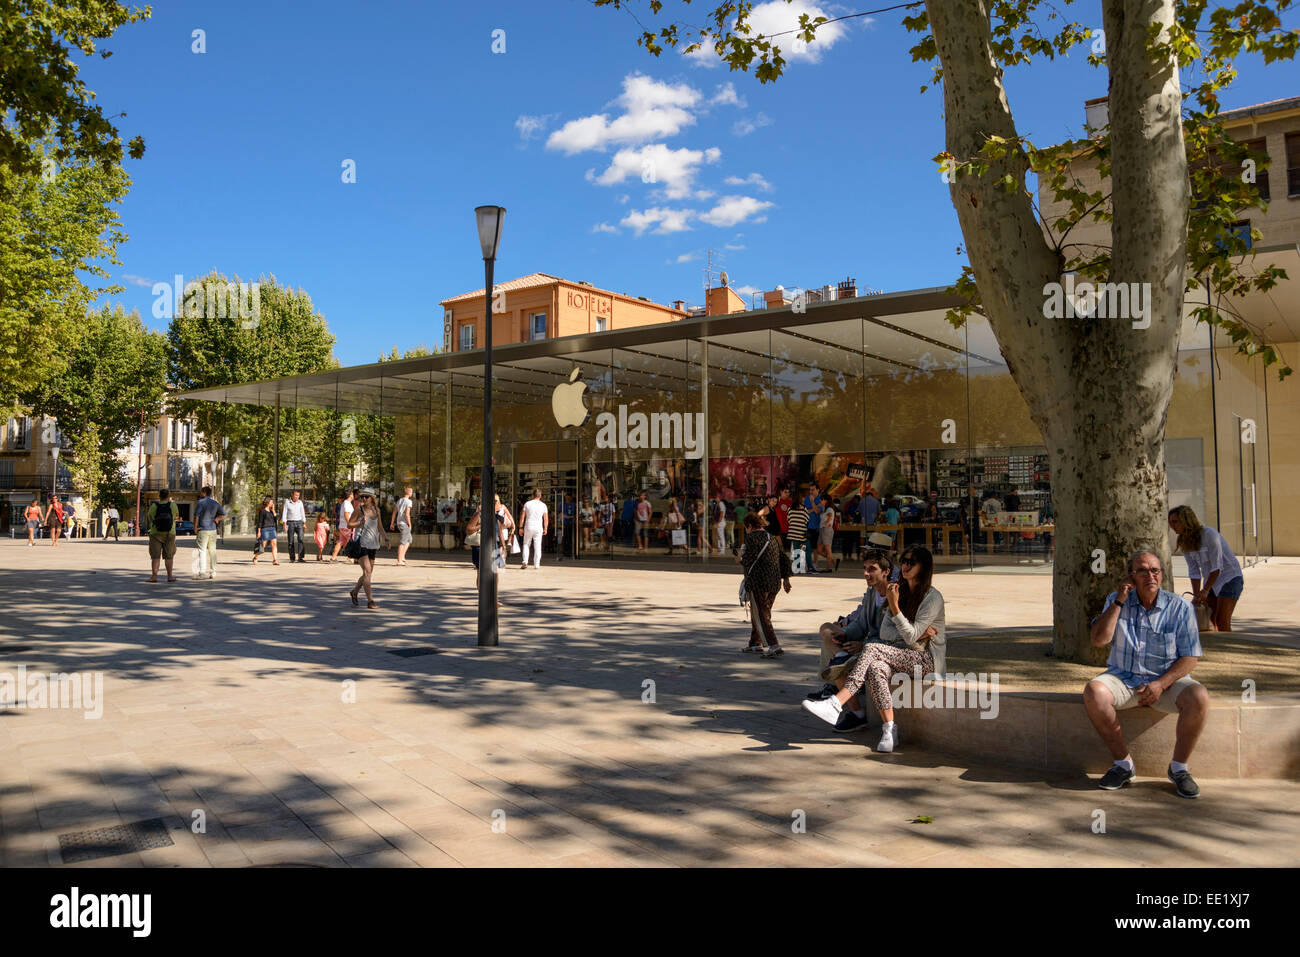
[1084, 548, 1209, 799]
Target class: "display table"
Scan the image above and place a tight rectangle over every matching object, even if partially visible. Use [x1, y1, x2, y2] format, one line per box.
[980, 523, 1055, 553]
[841, 523, 968, 556]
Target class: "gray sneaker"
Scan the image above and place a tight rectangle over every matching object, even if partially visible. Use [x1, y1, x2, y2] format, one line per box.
[1167, 765, 1200, 799]
[1098, 764, 1136, 790]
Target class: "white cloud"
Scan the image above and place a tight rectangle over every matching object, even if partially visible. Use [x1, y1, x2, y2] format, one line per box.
[621, 207, 695, 236]
[592, 222, 620, 234]
[709, 82, 744, 107]
[698, 195, 775, 228]
[618, 194, 630, 204]
[515, 114, 558, 142]
[732, 112, 774, 137]
[724, 172, 773, 192]
[546, 74, 702, 154]
[733, 284, 762, 297]
[747, 1, 849, 62]
[121, 274, 156, 288]
[593, 143, 722, 200]
[673, 252, 698, 263]
[724, 243, 746, 251]
[683, 2, 849, 68]
[695, 189, 716, 200]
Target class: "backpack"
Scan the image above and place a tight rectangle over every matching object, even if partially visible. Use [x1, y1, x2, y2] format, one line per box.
[153, 502, 174, 533]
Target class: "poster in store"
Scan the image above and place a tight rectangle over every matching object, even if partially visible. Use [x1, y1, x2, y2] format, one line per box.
[671, 529, 687, 546]
[436, 498, 457, 523]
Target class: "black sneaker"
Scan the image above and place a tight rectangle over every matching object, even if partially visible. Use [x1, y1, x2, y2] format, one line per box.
[1168, 766, 1200, 799]
[834, 710, 870, 734]
[805, 683, 838, 701]
[1098, 764, 1135, 790]
[834, 559, 841, 573]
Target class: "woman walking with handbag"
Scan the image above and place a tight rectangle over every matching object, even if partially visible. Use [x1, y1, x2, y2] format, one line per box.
[346, 488, 390, 609]
[252, 497, 279, 565]
[663, 497, 685, 555]
[737, 512, 793, 658]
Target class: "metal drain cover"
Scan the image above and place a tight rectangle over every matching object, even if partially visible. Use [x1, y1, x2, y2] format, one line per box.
[58, 818, 175, 863]
[387, 647, 440, 658]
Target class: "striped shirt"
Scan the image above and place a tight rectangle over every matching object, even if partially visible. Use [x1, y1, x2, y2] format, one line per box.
[786, 506, 809, 542]
[1099, 589, 1202, 688]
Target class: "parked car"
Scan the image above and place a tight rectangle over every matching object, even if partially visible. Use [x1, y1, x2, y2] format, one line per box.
[175, 520, 195, 535]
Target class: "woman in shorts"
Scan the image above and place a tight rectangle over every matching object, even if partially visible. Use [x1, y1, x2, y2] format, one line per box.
[25, 497, 42, 545]
[252, 497, 279, 565]
[1169, 505, 1244, 631]
[347, 488, 390, 608]
[579, 497, 595, 551]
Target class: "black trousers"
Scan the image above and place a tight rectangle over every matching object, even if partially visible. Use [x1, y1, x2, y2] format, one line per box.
[286, 521, 305, 560]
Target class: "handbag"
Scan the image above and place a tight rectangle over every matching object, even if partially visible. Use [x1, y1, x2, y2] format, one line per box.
[511, 534, 521, 555]
[344, 536, 363, 559]
[464, 531, 481, 546]
[1184, 592, 1212, 632]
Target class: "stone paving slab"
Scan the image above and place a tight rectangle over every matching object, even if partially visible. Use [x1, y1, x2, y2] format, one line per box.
[2, 539, 1298, 867]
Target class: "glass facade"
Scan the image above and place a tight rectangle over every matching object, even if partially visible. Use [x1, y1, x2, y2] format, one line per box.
[183, 295, 1274, 568]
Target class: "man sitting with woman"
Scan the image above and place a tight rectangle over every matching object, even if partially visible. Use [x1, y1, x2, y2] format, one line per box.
[802, 545, 946, 752]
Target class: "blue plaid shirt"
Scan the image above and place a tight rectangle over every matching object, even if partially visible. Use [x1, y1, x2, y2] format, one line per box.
[1099, 589, 1201, 688]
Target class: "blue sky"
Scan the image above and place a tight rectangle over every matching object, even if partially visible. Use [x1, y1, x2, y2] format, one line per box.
[79, 0, 1296, 367]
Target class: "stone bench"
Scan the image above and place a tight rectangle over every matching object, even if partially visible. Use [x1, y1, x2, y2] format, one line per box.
[864, 675, 1300, 780]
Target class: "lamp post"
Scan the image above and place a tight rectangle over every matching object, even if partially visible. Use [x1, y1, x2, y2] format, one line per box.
[475, 204, 505, 647]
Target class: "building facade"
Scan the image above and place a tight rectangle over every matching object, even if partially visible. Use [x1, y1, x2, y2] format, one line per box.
[441, 272, 688, 353]
[180, 282, 1282, 565]
[1040, 95, 1300, 553]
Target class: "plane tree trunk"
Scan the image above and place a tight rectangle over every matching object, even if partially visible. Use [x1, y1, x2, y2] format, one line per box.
[926, 0, 1189, 662]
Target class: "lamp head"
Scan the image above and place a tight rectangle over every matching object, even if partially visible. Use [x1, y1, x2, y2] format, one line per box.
[474, 205, 506, 260]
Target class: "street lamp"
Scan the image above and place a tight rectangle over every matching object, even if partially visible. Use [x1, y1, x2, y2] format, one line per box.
[475, 204, 505, 647]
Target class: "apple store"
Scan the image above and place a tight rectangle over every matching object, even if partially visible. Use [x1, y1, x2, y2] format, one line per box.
[176, 287, 1273, 569]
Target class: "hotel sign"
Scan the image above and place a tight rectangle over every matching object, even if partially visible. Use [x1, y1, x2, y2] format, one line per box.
[567, 289, 611, 317]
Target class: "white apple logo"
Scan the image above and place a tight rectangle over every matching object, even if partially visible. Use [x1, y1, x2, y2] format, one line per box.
[552, 368, 589, 428]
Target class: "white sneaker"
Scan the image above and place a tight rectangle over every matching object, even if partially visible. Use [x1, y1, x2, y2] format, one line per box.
[801, 695, 842, 726]
[876, 724, 899, 753]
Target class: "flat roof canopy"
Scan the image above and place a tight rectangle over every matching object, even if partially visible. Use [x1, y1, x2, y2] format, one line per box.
[174, 265, 1286, 416]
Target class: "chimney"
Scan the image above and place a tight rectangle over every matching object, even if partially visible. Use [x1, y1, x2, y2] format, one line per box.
[671, 299, 686, 312]
[1085, 97, 1109, 137]
[822, 284, 836, 302]
[764, 285, 789, 308]
[837, 277, 857, 299]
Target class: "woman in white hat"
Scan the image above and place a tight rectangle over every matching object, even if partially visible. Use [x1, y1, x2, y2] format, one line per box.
[346, 488, 390, 608]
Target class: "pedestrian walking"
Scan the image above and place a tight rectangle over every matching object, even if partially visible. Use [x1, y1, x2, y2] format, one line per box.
[738, 512, 793, 657]
[146, 488, 180, 583]
[281, 489, 307, 562]
[42, 494, 63, 546]
[635, 493, 653, 552]
[520, 489, 547, 569]
[192, 485, 223, 579]
[329, 489, 354, 563]
[24, 497, 41, 545]
[103, 504, 120, 541]
[252, 497, 280, 565]
[391, 485, 414, 565]
[663, 496, 685, 555]
[346, 488, 390, 609]
[313, 510, 330, 560]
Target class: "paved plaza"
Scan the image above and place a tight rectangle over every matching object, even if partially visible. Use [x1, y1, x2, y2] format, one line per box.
[2, 538, 1299, 868]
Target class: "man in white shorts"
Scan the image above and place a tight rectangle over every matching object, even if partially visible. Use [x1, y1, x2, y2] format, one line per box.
[1084, 548, 1209, 799]
[520, 489, 548, 569]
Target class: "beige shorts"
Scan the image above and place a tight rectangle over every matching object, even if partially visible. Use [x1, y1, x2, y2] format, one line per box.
[148, 533, 177, 560]
[1089, 672, 1203, 714]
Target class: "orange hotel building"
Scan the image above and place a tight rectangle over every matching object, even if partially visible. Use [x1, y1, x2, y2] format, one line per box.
[440, 272, 748, 352]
